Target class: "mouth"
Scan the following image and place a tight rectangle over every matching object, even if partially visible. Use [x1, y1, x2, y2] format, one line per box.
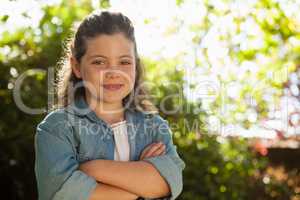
[102, 84, 124, 91]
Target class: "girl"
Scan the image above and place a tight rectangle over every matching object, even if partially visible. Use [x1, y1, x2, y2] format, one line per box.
[34, 11, 185, 200]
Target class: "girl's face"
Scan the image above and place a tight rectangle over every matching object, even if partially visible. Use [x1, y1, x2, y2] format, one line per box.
[72, 33, 136, 105]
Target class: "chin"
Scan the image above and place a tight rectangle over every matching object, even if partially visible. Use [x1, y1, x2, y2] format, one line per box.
[102, 97, 125, 104]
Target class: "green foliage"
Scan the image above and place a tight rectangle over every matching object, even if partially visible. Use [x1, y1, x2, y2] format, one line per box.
[189, 0, 300, 127]
[144, 56, 296, 199]
[176, 0, 184, 6]
[100, 0, 111, 9]
[0, 15, 9, 23]
[0, 1, 104, 199]
[180, 136, 264, 200]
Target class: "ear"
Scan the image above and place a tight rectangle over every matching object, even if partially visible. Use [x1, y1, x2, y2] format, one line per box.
[70, 56, 82, 79]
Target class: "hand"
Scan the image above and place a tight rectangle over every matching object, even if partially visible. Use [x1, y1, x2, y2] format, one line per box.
[79, 160, 97, 177]
[139, 142, 166, 160]
[79, 161, 90, 174]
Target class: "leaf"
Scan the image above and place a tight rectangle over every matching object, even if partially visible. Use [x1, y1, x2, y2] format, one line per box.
[0, 15, 9, 23]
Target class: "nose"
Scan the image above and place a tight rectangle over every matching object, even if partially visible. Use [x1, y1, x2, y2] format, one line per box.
[104, 69, 121, 79]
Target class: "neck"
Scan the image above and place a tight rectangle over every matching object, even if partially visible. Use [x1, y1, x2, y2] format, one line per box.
[85, 94, 125, 125]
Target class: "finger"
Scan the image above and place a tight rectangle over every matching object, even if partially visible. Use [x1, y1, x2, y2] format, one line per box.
[140, 142, 159, 159]
[150, 143, 165, 154]
[144, 143, 165, 158]
[148, 144, 165, 157]
[150, 145, 166, 157]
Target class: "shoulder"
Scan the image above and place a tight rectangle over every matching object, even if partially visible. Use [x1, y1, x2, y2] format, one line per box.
[133, 109, 169, 128]
[137, 111, 173, 140]
[35, 108, 79, 151]
[36, 108, 73, 135]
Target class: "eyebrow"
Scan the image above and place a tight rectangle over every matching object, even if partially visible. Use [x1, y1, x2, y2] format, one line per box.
[88, 54, 133, 59]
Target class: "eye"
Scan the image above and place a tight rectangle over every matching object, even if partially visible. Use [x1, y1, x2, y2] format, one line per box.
[92, 60, 105, 65]
[120, 60, 131, 65]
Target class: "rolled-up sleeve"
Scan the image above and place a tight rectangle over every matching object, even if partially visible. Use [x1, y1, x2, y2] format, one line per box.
[142, 115, 186, 200]
[34, 116, 97, 200]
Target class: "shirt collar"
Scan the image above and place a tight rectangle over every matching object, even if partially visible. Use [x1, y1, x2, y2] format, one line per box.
[65, 95, 138, 128]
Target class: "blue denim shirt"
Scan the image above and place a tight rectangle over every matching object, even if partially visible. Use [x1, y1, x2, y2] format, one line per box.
[34, 96, 186, 200]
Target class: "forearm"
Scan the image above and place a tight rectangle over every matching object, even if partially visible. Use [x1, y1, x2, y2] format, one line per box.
[80, 160, 170, 198]
[88, 182, 139, 200]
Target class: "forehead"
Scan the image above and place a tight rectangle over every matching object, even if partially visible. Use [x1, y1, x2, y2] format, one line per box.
[85, 33, 135, 57]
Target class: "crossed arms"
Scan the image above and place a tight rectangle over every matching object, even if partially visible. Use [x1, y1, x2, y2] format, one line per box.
[80, 156, 170, 200]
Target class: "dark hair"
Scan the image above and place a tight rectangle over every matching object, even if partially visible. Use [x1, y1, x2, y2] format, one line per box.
[55, 11, 157, 113]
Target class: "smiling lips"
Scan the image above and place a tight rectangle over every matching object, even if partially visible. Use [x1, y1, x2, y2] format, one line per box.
[103, 84, 124, 91]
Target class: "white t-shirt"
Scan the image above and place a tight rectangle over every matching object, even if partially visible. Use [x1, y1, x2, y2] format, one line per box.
[111, 120, 130, 161]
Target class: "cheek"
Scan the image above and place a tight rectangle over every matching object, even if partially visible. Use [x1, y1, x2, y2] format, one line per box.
[83, 68, 104, 82]
[124, 68, 136, 88]
[81, 69, 106, 93]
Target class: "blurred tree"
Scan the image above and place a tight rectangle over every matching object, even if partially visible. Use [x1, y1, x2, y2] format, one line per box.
[0, 1, 94, 199]
[184, 0, 300, 132]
